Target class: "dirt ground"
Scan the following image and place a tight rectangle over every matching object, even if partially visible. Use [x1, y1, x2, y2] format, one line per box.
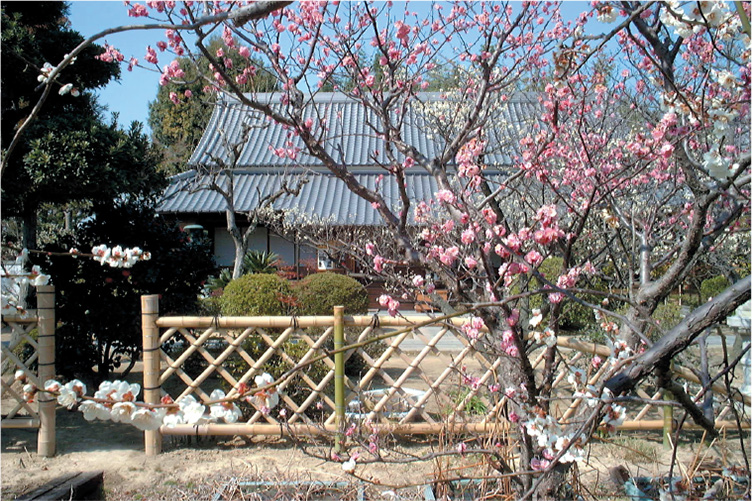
[2, 402, 749, 500]
[2, 340, 750, 500]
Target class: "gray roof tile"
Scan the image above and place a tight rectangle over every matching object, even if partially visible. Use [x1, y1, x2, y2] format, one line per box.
[159, 169, 505, 226]
[188, 92, 540, 168]
[161, 92, 538, 223]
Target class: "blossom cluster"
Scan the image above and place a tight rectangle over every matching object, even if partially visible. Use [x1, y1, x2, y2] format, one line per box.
[88, 245, 152, 268]
[18, 372, 279, 432]
[37, 60, 80, 96]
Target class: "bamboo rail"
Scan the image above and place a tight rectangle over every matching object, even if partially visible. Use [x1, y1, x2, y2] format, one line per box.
[157, 419, 748, 437]
[159, 421, 512, 436]
[333, 306, 345, 452]
[142, 300, 750, 455]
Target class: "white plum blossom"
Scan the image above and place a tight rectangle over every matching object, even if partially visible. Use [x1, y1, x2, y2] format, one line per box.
[29, 266, 51, 286]
[249, 373, 279, 411]
[37, 62, 55, 83]
[255, 372, 274, 387]
[209, 389, 243, 423]
[22, 383, 37, 398]
[110, 402, 137, 423]
[533, 328, 557, 347]
[596, 3, 618, 23]
[91, 244, 151, 268]
[712, 69, 737, 89]
[567, 368, 587, 389]
[601, 403, 627, 431]
[178, 395, 208, 424]
[554, 435, 585, 463]
[529, 309, 543, 328]
[56, 387, 79, 408]
[95, 380, 141, 401]
[79, 400, 112, 421]
[342, 457, 357, 473]
[573, 385, 602, 407]
[131, 407, 167, 431]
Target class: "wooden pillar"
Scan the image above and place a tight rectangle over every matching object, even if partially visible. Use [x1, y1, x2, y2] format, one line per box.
[141, 295, 161, 456]
[333, 305, 345, 452]
[36, 285, 56, 457]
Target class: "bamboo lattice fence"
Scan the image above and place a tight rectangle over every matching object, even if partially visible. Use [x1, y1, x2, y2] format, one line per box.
[141, 295, 749, 455]
[1, 285, 56, 457]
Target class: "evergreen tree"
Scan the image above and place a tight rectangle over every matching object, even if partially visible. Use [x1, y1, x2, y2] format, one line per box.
[1, 2, 164, 249]
[148, 37, 276, 175]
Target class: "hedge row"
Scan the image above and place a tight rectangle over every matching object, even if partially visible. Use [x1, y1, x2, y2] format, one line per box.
[219, 272, 369, 317]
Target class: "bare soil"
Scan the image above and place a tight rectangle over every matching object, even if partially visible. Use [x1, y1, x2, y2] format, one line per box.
[2, 402, 749, 500]
[2, 342, 749, 500]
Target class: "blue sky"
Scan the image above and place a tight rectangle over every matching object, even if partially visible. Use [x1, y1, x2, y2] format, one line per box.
[68, 1, 172, 133]
[66, 1, 596, 135]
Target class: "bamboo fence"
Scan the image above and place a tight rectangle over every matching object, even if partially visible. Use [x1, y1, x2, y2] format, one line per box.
[141, 294, 750, 456]
[1, 285, 56, 457]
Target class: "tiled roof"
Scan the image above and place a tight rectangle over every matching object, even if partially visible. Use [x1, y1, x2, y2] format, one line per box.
[188, 91, 540, 168]
[159, 169, 506, 225]
[160, 92, 540, 222]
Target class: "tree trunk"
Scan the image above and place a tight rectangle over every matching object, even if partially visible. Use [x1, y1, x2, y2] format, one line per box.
[22, 201, 39, 251]
[231, 236, 245, 279]
[606, 276, 751, 395]
[531, 463, 572, 500]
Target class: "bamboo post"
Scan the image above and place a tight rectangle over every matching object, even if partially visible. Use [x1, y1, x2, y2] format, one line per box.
[663, 387, 674, 448]
[141, 295, 162, 456]
[36, 285, 56, 457]
[333, 305, 345, 452]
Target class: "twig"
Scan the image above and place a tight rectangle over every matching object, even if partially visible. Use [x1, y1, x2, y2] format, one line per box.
[721, 335, 750, 472]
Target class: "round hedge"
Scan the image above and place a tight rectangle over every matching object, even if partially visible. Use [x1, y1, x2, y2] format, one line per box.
[294, 272, 369, 315]
[700, 275, 730, 302]
[529, 257, 604, 330]
[220, 273, 294, 316]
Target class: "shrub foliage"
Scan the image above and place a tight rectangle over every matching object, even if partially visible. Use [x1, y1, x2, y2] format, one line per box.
[700, 275, 731, 302]
[294, 272, 369, 315]
[220, 273, 295, 316]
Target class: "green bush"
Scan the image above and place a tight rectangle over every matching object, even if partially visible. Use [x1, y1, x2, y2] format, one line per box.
[220, 273, 295, 316]
[700, 275, 730, 302]
[293, 272, 381, 378]
[646, 302, 683, 341]
[294, 272, 369, 315]
[205, 251, 281, 293]
[529, 257, 599, 330]
[223, 334, 332, 419]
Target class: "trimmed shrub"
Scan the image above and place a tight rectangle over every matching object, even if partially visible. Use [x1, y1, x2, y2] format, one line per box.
[700, 275, 730, 302]
[224, 335, 331, 419]
[294, 272, 381, 378]
[220, 273, 295, 316]
[294, 272, 369, 315]
[529, 257, 598, 330]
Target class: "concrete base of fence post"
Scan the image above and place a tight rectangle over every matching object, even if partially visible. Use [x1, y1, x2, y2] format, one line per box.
[142, 295, 162, 456]
[36, 286, 55, 457]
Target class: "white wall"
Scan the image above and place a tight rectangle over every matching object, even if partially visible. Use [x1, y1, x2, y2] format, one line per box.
[213, 226, 268, 267]
[270, 233, 296, 267]
[213, 226, 318, 271]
